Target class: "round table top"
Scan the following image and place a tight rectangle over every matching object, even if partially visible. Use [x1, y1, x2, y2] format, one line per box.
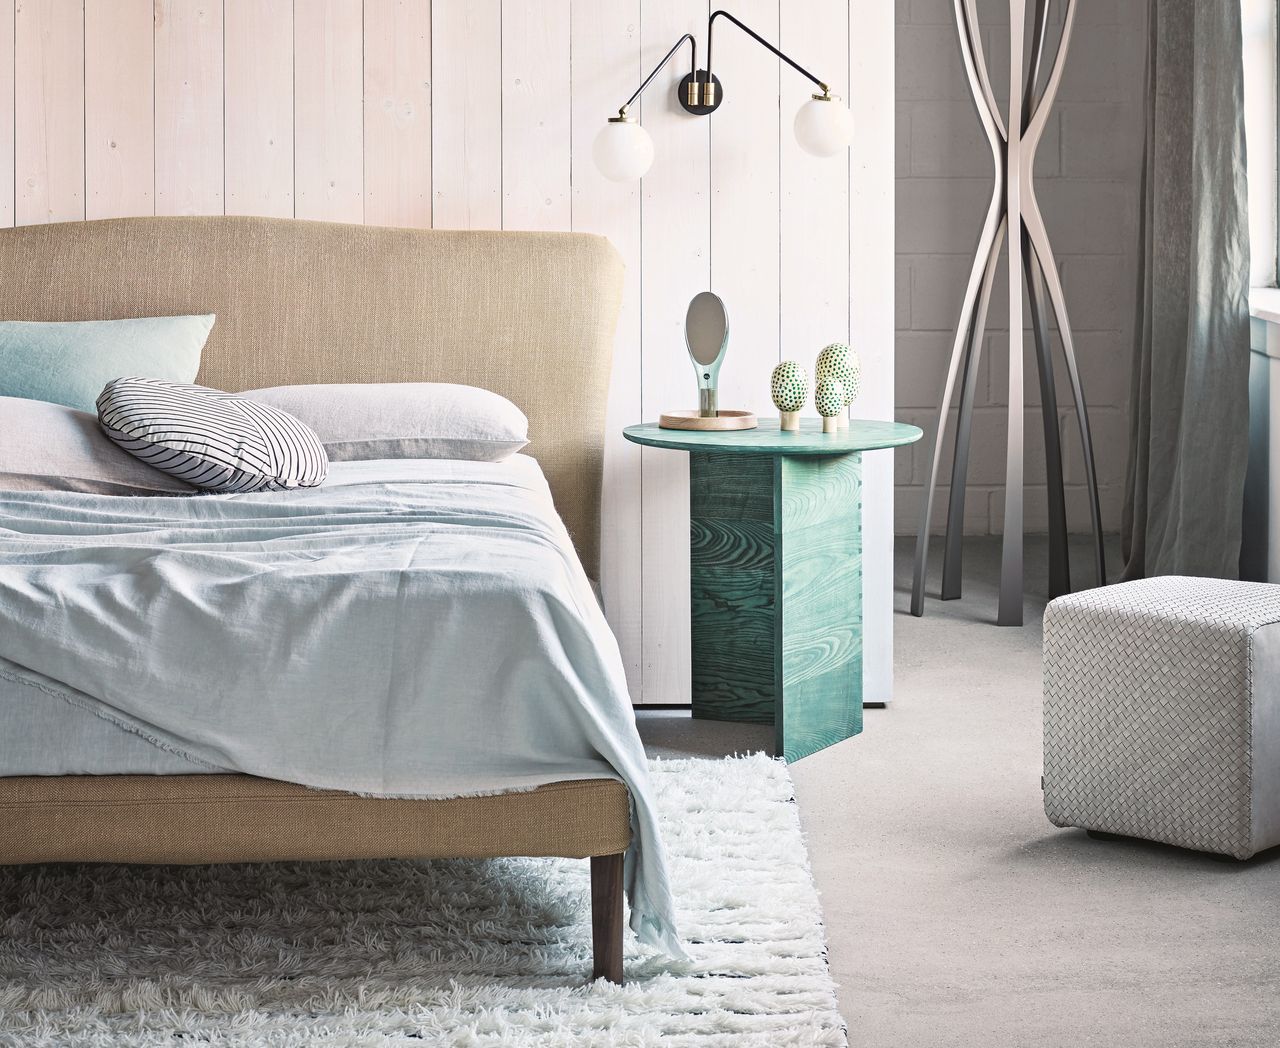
[623, 417, 923, 456]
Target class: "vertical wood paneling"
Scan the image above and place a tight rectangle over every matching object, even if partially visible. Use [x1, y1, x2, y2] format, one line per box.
[154, 0, 223, 215]
[639, 0, 710, 705]
[14, 0, 83, 225]
[85, 0, 153, 219]
[0, 0, 14, 228]
[431, 0, 501, 229]
[295, 0, 363, 222]
[572, 0, 644, 696]
[779, 1, 849, 360]
[224, 0, 292, 218]
[850, 0, 896, 702]
[363, 0, 431, 228]
[501, 0, 571, 231]
[710, 0, 780, 417]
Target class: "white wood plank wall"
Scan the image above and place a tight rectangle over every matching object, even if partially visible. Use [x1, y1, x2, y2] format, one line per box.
[0, 0, 895, 704]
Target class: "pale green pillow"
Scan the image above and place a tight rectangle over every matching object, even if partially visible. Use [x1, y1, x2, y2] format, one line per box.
[0, 315, 215, 413]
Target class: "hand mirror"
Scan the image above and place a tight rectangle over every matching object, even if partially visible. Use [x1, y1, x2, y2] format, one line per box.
[685, 291, 729, 417]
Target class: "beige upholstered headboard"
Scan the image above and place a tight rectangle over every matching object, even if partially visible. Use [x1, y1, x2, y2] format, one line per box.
[0, 217, 623, 577]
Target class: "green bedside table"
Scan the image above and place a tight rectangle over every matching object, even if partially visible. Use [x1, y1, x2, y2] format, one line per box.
[624, 417, 923, 761]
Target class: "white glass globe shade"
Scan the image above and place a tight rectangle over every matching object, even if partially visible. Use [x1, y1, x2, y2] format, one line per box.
[793, 97, 853, 158]
[593, 120, 655, 182]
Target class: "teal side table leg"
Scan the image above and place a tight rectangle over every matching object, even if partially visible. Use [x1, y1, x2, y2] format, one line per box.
[688, 451, 864, 761]
[775, 454, 863, 762]
[690, 452, 777, 724]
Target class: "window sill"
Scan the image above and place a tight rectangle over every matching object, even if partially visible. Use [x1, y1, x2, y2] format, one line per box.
[1251, 289, 1280, 359]
[1251, 286, 1280, 326]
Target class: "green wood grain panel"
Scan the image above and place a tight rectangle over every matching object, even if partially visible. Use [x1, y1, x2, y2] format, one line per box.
[691, 452, 775, 521]
[691, 518, 774, 571]
[687, 450, 864, 760]
[775, 454, 862, 762]
[690, 567, 776, 722]
[690, 453, 777, 723]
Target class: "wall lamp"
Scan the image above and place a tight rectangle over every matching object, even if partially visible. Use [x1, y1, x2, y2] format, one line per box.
[593, 9, 854, 182]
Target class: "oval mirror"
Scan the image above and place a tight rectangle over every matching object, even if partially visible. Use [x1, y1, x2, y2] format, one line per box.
[685, 291, 729, 368]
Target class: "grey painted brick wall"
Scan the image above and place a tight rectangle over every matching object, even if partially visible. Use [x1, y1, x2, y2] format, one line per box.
[895, 0, 1145, 536]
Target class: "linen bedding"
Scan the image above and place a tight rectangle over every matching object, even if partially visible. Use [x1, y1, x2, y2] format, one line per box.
[0, 456, 680, 956]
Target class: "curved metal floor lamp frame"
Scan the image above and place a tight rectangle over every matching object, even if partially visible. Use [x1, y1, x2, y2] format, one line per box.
[910, 0, 1105, 626]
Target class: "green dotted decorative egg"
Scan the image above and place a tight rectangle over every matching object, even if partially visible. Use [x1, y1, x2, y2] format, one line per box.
[816, 342, 862, 405]
[814, 376, 845, 418]
[770, 360, 808, 413]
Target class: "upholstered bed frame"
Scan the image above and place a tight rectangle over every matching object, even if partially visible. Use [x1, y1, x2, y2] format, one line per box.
[0, 216, 632, 983]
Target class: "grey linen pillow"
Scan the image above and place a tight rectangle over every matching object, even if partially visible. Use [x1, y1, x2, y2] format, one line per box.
[97, 378, 328, 493]
[0, 396, 195, 495]
[242, 383, 530, 462]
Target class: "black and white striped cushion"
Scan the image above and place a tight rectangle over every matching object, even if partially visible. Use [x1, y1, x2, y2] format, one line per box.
[97, 377, 328, 493]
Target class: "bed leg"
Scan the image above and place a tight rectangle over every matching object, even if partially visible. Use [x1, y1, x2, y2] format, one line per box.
[590, 852, 625, 984]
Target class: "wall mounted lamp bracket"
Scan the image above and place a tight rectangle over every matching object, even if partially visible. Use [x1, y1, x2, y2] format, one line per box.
[677, 72, 725, 116]
[622, 10, 829, 119]
[594, 8, 850, 181]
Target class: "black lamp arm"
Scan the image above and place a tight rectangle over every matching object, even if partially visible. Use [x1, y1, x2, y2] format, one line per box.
[621, 33, 697, 114]
[706, 9, 829, 95]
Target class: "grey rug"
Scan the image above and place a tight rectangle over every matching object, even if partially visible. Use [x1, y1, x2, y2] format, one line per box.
[0, 754, 845, 1046]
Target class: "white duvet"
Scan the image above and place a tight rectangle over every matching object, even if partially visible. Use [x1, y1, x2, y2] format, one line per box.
[0, 456, 681, 956]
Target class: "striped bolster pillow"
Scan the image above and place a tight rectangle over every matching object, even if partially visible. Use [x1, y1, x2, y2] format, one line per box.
[97, 377, 328, 493]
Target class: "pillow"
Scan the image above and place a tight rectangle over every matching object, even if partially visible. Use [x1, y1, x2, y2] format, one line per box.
[242, 383, 529, 462]
[0, 315, 215, 413]
[0, 396, 196, 496]
[97, 378, 328, 493]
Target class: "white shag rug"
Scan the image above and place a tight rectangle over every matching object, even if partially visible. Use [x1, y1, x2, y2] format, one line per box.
[0, 754, 845, 1047]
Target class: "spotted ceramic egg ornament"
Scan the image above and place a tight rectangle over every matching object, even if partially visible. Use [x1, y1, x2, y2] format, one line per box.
[771, 360, 808, 431]
[816, 342, 861, 428]
[815, 376, 845, 433]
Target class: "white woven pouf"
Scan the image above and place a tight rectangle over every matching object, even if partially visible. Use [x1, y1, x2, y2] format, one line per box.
[1043, 576, 1280, 859]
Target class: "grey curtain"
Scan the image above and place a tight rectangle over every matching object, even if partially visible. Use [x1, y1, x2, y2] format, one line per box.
[1121, 0, 1252, 580]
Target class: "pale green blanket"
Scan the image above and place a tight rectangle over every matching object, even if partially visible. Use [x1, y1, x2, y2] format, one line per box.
[0, 456, 681, 957]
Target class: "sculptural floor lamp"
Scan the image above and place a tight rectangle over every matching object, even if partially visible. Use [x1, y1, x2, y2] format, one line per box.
[911, 0, 1106, 627]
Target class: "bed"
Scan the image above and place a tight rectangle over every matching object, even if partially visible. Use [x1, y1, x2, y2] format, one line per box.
[0, 215, 662, 983]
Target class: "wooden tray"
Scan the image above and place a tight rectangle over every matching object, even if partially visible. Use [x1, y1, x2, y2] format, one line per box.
[658, 410, 758, 431]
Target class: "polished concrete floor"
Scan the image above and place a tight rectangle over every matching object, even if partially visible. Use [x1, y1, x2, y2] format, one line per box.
[636, 536, 1280, 1048]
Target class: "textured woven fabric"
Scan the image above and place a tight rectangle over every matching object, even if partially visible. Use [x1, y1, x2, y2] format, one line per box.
[0, 217, 622, 576]
[1044, 576, 1280, 858]
[0, 774, 631, 865]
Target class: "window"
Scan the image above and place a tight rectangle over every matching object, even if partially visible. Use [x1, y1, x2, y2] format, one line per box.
[1243, 0, 1278, 287]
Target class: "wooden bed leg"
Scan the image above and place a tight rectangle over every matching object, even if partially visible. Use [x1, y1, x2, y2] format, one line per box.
[590, 852, 625, 984]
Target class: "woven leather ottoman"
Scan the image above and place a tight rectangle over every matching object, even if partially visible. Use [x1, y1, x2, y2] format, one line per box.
[1043, 576, 1280, 859]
